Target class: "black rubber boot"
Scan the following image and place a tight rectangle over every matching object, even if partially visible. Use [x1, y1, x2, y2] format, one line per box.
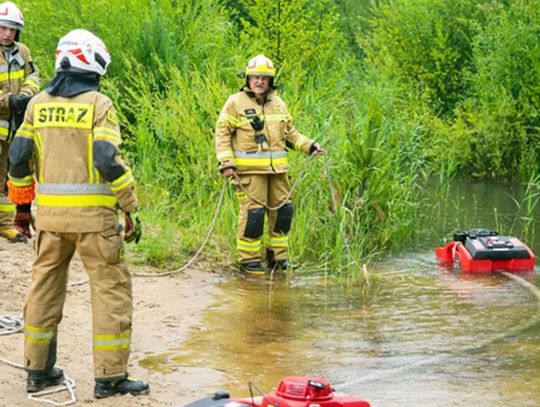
[27, 367, 65, 393]
[240, 261, 266, 275]
[94, 376, 150, 399]
[272, 259, 298, 271]
[266, 249, 297, 271]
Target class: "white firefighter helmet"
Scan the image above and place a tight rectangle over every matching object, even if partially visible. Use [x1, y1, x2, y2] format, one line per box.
[0, 2, 24, 31]
[245, 54, 275, 77]
[54, 29, 110, 76]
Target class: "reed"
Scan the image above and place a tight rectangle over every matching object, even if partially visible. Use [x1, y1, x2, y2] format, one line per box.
[12, 0, 538, 280]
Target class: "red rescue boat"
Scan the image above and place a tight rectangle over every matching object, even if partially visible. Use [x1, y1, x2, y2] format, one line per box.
[435, 229, 536, 273]
[183, 376, 371, 407]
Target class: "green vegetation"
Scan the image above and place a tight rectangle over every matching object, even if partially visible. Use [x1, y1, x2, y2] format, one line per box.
[17, 0, 540, 275]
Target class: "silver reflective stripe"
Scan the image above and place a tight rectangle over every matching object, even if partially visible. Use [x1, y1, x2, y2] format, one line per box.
[38, 183, 114, 195]
[94, 338, 130, 346]
[25, 330, 54, 340]
[0, 196, 11, 204]
[0, 120, 9, 129]
[234, 151, 287, 158]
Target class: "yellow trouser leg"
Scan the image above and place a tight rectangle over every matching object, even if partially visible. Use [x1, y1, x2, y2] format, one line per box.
[0, 140, 17, 236]
[267, 173, 291, 261]
[76, 227, 132, 380]
[236, 174, 267, 263]
[24, 231, 74, 371]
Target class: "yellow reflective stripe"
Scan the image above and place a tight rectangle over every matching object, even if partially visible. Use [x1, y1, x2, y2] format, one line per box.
[294, 135, 310, 150]
[270, 236, 289, 248]
[219, 113, 238, 127]
[217, 150, 234, 160]
[247, 65, 274, 75]
[226, 114, 239, 126]
[37, 194, 117, 207]
[0, 203, 15, 212]
[0, 69, 24, 82]
[110, 169, 134, 192]
[94, 343, 130, 350]
[235, 156, 288, 166]
[23, 76, 39, 89]
[16, 128, 33, 139]
[87, 133, 95, 183]
[33, 102, 94, 129]
[235, 157, 271, 166]
[94, 126, 121, 143]
[34, 131, 44, 183]
[0, 127, 8, 136]
[236, 118, 250, 126]
[24, 324, 55, 344]
[8, 174, 33, 187]
[237, 239, 262, 252]
[94, 332, 131, 350]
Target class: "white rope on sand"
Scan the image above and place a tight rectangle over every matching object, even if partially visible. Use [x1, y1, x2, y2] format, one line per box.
[27, 374, 77, 406]
[0, 314, 77, 406]
[0, 315, 23, 335]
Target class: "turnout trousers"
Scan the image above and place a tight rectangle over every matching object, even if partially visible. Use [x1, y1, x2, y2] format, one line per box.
[235, 173, 293, 263]
[0, 140, 15, 233]
[23, 228, 133, 380]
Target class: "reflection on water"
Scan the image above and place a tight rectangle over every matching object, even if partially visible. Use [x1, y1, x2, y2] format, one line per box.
[141, 178, 540, 407]
[142, 265, 540, 407]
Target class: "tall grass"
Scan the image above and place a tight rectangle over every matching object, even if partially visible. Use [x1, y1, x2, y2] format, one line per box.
[15, 0, 539, 279]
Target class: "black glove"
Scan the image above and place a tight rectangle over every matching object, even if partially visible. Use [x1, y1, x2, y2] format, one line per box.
[9, 95, 32, 114]
[124, 212, 142, 244]
[14, 204, 33, 239]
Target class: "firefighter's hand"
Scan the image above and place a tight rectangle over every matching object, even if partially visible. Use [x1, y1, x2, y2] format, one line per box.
[222, 168, 235, 177]
[9, 94, 32, 114]
[124, 213, 142, 244]
[14, 205, 33, 239]
[311, 143, 325, 156]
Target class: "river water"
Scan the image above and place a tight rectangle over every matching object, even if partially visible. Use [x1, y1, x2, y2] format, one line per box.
[143, 178, 540, 407]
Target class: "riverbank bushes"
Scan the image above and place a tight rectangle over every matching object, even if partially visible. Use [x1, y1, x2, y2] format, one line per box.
[16, 0, 539, 271]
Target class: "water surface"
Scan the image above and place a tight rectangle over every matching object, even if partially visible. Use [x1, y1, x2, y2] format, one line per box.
[142, 178, 540, 407]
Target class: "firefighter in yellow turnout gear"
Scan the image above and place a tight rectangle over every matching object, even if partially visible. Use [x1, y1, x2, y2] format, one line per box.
[7, 29, 149, 399]
[0, 1, 39, 242]
[215, 55, 325, 273]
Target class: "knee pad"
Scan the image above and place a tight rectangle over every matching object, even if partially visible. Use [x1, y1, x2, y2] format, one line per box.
[275, 203, 293, 234]
[244, 207, 265, 238]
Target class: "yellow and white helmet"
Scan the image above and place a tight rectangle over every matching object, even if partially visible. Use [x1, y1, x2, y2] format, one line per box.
[245, 54, 275, 77]
[0, 2, 24, 31]
[54, 29, 110, 76]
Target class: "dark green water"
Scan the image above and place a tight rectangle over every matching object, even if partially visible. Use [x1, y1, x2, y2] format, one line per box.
[142, 178, 540, 407]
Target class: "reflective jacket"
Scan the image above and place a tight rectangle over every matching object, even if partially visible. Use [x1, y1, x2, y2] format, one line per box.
[215, 87, 316, 175]
[8, 90, 137, 232]
[0, 41, 39, 141]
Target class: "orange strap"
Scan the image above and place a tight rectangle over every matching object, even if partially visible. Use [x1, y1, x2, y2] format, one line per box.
[7, 180, 36, 205]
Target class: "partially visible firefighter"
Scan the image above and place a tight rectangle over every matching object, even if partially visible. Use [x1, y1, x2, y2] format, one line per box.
[0, 1, 39, 242]
[7, 29, 149, 399]
[215, 54, 325, 274]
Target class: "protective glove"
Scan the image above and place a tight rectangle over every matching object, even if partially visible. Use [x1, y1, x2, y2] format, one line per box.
[310, 142, 325, 156]
[9, 94, 32, 114]
[124, 212, 142, 244]
[14, 205, 33, 239]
